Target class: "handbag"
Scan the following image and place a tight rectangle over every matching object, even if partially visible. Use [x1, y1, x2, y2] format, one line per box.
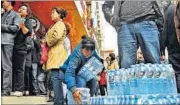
[40, 43, 49, 64]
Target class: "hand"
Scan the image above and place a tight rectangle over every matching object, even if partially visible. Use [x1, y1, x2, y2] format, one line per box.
[40, 39, 46, 43]
[161, 55, 165, 61]
[73, 90, 82, 104]
[20, 23, 25, 28]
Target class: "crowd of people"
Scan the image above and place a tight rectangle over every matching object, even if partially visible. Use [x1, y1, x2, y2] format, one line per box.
[1, 1, 180, 105]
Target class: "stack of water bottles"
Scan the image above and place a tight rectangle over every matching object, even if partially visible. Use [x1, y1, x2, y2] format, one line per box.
[91, 94, 180, 104]
[90, 63, 180, 104]
[107, 63, 177, 95]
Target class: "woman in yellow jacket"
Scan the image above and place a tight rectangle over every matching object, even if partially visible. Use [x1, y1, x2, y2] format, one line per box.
[107, 53, 119, 70]
[43, 7, 68, 105]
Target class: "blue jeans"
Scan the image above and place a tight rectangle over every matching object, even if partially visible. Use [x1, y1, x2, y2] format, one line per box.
[31, 63, 39, 93]
[67, 76, 97, 104]
[51, 69, 64, 105]
[118, 21, 160, 68]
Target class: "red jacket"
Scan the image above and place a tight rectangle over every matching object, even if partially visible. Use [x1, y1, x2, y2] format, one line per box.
[99, 71, 106, 85]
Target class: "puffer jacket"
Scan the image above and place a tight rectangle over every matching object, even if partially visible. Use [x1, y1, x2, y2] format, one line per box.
[60, 42, 100, 91]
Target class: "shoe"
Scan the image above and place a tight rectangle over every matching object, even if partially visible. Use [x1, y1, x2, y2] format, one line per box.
[1, 91, 10, 96]
[25, 91, 29, 96]
[13, 91, 23, 97]
[47, 96, 53, 102]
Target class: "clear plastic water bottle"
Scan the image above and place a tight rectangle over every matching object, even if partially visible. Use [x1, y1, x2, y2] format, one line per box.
[166, 64, 177, 93]
[118, 70, 124, 95]
[153, 64, 162, 94]
[108, 70, 116, 95]
[146, 64, 154, 94]
[129, 68, 137, 95]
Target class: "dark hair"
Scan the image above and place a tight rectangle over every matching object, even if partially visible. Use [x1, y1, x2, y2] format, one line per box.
[81, 35, 87, 39]
[65, 23, 70, 35]
[81, 37, 95, 51]
[52, 7, 67, 19]
[109, 53, 115, 61]
[8, 1, 15, 6]
[19, 3, 32, 18]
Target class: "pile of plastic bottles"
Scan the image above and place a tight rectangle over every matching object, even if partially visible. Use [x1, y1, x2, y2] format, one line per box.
[90, 94, 180, 104]
[78, 57, 104, 82]
[106, 63, 177, 95]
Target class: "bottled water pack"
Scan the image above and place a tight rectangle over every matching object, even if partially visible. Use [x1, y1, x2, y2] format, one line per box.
[106, 63, 177, 95]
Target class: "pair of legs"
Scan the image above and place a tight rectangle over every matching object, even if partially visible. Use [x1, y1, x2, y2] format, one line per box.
[118, 21, 161, 68]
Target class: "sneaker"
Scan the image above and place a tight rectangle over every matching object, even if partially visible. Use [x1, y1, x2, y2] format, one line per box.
[13, 91, 23, 97]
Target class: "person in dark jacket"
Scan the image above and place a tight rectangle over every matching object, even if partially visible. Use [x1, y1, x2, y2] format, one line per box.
[60, 36, 101, 104]
[13, 3, 32, 96]
[1, 1, 21, 96]
[161, 1, 180, 93]
[102, 1, 164, 68]
[30, 18, 41, 95]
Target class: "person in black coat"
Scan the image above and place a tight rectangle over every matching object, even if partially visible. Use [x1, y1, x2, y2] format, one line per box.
[13, 3, 32, 96]
[161, 1, 180, 93]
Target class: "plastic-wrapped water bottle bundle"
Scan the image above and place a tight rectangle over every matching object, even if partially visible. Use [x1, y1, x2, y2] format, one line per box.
[106, 63, 178, 95]
[78, 88, 91, 105]
[90, 94, 180, 104]
[78, 57, 104, 82]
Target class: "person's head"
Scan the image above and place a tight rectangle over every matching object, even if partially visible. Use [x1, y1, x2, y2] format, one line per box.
[51, 7, 67, 22]
[109, 53, 115, 61]
[2, 1, 15, 11]
[81, 36, 95, 58]
[18, 3, 31, 18]
[29, 17, 37, 29]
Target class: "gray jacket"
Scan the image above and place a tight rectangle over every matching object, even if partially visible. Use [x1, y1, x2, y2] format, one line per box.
[1, 9, 21, 45]
[102, 1, 164, 34]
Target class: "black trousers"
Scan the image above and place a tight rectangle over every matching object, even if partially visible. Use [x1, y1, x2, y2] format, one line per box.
[13, 51, 26, 92]
[1, 44, 13, 92]
[24, 66, 30, 91]
[169, 53, 180, 93]
[99, 85, 107, 96]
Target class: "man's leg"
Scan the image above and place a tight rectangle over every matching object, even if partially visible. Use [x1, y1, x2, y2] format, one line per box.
[86, 78, 97, 96]
[14, 52, 26, 93]
[169, 53, 180, 93]
[118, 24, 137, 68]
[2, 45, 13, 95]
[137, 21, 160, 63]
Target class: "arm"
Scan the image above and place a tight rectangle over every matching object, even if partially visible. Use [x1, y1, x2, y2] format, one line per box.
[153, 1, 164, 40]
[102, 1, 115, 23]
[65, 55, 81, 93]
[20, 19, 32, 35]
[1, 13, 21, 33]
[46, 22, 65, 47]
[160, 5, 170, 56]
